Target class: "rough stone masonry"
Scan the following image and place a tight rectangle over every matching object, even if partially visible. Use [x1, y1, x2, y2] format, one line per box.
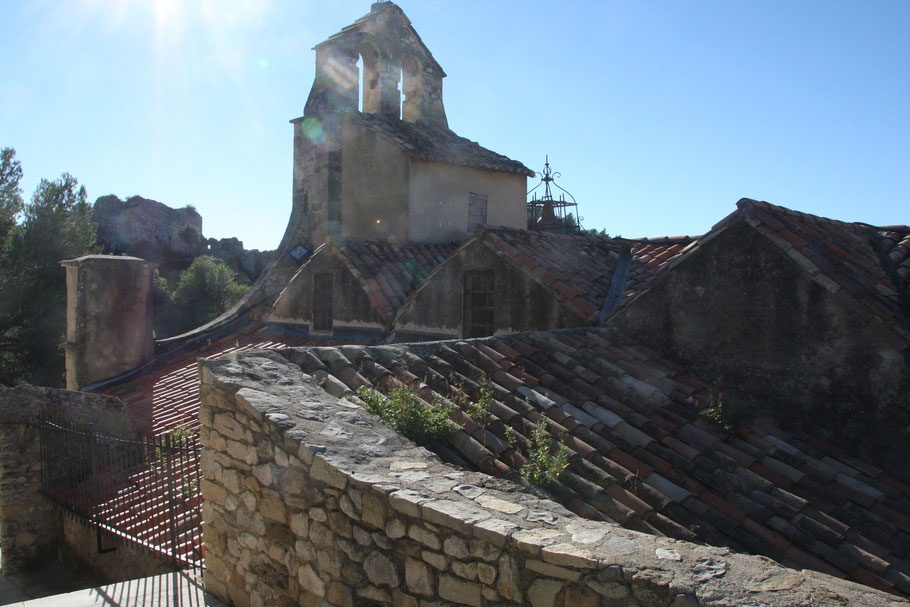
[198, 350, 906, 607]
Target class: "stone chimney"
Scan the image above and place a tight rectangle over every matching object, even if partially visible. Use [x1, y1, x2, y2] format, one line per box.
[61, 255, 155, 390]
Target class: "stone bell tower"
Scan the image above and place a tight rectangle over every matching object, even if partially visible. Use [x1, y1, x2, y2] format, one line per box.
[278, 2, 449, 254]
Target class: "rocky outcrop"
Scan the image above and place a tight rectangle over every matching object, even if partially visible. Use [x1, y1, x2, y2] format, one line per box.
[206, 237, 271, 284]
[93, 195, 205, 260]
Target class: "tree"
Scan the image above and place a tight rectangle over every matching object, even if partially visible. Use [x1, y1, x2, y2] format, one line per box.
[171, 256, 248, 332]
[0, 155, 98, 387]
[0, 148, 24, 251]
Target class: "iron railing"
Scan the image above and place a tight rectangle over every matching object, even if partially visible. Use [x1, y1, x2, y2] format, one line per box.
[38, 417, 203, 568]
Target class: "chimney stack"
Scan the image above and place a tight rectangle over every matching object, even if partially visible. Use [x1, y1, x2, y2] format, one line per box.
[61, 255, 155, 390]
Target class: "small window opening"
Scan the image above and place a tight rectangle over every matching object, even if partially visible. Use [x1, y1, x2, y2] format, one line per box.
[468, 192, 488, 233]
[313, 274, 334, 332]
[356, 55, 364, 112]
[359, 43, 381, 114]
[464, 270, 495, 338]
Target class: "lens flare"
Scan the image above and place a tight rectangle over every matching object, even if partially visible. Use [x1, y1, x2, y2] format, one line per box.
[301, 117, 325, 145]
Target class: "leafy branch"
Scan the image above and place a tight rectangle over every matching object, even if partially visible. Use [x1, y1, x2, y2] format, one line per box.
[505, 416, 568, 487]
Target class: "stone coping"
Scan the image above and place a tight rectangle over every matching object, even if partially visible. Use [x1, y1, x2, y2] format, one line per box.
[201, 350, 908, 606]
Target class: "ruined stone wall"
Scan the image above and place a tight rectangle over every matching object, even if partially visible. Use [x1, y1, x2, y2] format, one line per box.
[199, 350, 901, 607]
[0, 386, 130, 572]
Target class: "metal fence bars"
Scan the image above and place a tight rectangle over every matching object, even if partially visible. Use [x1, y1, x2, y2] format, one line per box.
[38, 417, 202, 568]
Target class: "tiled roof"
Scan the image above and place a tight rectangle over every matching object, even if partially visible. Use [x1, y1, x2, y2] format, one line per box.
[738, 199, 910, 351]
[336, 239, 459, 321]
[480, 228, 697, 321]
[625, 236, 700, 298]
[875, 227, 910, 302]
[101, 326, 335, 436]
[351, 112, 534, 176]
[295, 328, 910, 598]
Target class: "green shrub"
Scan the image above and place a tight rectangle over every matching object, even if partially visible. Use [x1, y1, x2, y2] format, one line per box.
[698, 391, 740, 433]
[356, 386, 454, 446]
[465, 377, 494, 428]
[506, 417, 569, 487]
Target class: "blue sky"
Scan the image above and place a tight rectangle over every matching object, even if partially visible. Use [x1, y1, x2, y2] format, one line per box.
[2, 1, 908, 250]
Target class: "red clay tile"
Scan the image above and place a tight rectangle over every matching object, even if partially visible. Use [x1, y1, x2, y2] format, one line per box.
[784, 545, 845, 578]
[634, 447, 673, 475]
[749, 461, 794, 489]
[741, 517, 792, 554]
[605, 484, 653, 517]
[650, 414, 679, 435]
[608, 448, 654, 478]
[714, 441, 756, 468]
[562, 435, 596, 459]
[699, 490, 747, 522]
[659, 435, 700, 461]
[491, 342, 521, 361]
[802, 506, 851, 536]
[851, 566, 894, 593]
[871, 502, 910, 529]
[739, 431, 775, 453]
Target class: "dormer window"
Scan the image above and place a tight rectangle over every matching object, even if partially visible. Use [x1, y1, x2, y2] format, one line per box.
[464, 269, 495, 338]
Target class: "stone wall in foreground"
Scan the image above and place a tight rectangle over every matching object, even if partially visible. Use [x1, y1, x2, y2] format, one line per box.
[199, 350, 907, 607]
[0, 386, 130, 572]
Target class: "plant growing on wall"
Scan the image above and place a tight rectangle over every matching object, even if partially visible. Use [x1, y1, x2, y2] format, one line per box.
[356, 386, 454, 446]
[451, 376, 494, 428]
[698, 391, 740, 433]
[505, 416, 569, 487]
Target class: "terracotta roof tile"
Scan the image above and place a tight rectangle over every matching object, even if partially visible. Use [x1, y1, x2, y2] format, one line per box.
[351, 111, 533, 176]
[335, 239, 458, 321]
[478, 229, 699, 322]
[738, 199, 910, 348]
[290, 327, 910, 597]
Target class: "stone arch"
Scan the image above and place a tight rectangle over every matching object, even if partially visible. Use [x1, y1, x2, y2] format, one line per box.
[358, 41, 381, 114]
[401, 54, 422, 123]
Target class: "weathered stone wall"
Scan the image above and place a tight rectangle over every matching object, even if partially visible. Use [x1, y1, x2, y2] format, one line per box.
[341, 118, 411, 242]
[607, 219, 910, 478]
[199, 350, 903, 607]
[60, 516, 175, 582]
[0, 386, 130, 572]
